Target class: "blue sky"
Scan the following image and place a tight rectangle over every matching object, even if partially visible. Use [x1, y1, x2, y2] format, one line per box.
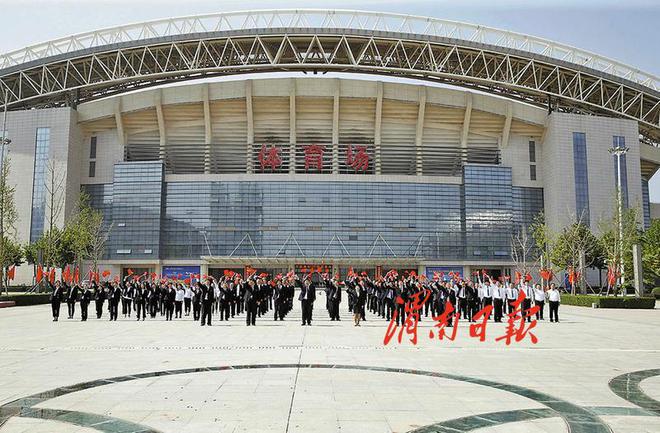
[2, 0, 659, 197]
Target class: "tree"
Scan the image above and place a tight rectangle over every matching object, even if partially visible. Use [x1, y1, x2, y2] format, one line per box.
[63, 193, 96, 273]
[0, 155, 17, 294]
[551, 221, 603, 294]
[511, 224, 536, 278]
[598, 200, 640, 293]
[87, 213, 112, 277]
[1, 237, 22, 287]
[642, 219, 660, 286]
[39, 159, 67, 272]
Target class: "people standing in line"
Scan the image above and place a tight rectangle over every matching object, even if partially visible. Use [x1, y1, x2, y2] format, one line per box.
[244, 279, 259, 326]
[548, 283, 561, 323]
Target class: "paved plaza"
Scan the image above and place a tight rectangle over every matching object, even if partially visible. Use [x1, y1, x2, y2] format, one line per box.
[0, 301, 659, 433]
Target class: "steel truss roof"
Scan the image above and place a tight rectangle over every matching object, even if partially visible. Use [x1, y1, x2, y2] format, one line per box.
[0, 10, 658, 143]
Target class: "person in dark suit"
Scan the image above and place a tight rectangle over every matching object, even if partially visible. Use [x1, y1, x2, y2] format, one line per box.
[134, 283, 146, 321]
[109, 283, 121, 321]
[353, 283, 366, 326]
[325, 276, 342, 321]
[93, 283, 105, 319]
[244, 279, 259, 326]
[200, 280, 215, 326]
[298, 278, 316, 326]
[80, 284, 92, 321]
[50, 281, 64, 321]
[65, 283, 79, 319]
[164, 284, 176, 321]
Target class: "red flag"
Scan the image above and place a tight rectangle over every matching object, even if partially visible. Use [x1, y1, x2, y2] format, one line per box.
[514, 271, 522, 285]
[74, 267, 80, 284]
[127, 268, 134, 276]
[7, 266, 15, 281]
[36, 265, 43, 283]
[540, 269, 553, 282]
[102, 270, 111, 279]
[151, 272, 158, 280]
[63, 266, 71, 283]
[524, 273, 533, 283]
[49, 268, 56, 284]
[183, 278, 191, 285]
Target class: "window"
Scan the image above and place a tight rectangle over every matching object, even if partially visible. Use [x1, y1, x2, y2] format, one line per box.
[572, 132, 590, 225]
[530, 165, 537, 181]
[30, 127, 50, 243]
[90, 136, 97, 159]
[528, 141, 536, 162]
[88, 161, 96, 178]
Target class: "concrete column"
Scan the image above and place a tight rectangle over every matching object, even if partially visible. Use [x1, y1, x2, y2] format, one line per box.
[289, 82, 296, 174]
[246, 80, 254, 174]
[332, 79, 340, 174]
[415, 86, 426, 176]
[374, 81, 383, 175]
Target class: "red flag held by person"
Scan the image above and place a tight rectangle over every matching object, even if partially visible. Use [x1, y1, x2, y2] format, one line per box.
[514, 271, 522, 285]
[7, 266, 15, 281]
[102, 270, 111, 279]
[63, 266, 71, 283]
[49, 268, 56, 284]
[36, 265, 44, 283]
[524, 273, 533, 283]
[74, 267, 80, 284]
[127, 268, 134, 276]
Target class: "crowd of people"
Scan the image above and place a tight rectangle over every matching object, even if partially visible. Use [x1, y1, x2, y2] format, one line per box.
[47, 270, 562, 326]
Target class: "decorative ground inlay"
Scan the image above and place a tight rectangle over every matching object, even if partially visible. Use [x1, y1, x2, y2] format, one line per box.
[2, 364, 660, 433]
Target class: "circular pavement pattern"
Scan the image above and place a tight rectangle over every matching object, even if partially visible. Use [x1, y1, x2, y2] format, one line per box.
[1, 365, 660, 433]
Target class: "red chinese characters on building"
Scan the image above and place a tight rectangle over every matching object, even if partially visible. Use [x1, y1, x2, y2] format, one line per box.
[258, 145, 282, 171]
[346, 145, 370, 172]
[304, 144, 326, 171]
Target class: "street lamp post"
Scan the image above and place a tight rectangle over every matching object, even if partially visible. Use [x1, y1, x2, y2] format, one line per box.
[608, 144, 629, 291]
[0, 89, 11, 294]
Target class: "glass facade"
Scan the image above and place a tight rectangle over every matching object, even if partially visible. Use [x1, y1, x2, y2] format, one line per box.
[108, 162, 164, 259]
[84, 163, 544, 262]
[29, 127, 50, 243]
[612, 136, 629, 209]
[572, 132, 590, 225]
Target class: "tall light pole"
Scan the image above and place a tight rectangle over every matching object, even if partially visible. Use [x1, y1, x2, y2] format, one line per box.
[0, 88, 11, 294]
[608, 143, 629, 290]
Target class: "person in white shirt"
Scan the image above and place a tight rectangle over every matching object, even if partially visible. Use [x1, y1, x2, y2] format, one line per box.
[505, 282, 518, 314]
[521, 282, 534, 323]
[547, 283, 561, 323]
[184, 285, 193, 316]
[491, 281, 504, 322]
[533, 283, 546, 320]
[174, 284, 185, 318]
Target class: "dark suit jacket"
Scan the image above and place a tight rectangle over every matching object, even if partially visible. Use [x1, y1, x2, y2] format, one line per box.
[298, 283, 317, 302]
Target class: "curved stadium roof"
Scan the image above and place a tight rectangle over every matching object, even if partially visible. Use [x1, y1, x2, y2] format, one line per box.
[0, 9, 657, 142]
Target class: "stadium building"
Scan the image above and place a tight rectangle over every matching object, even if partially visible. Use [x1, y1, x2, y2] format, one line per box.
[2, 10, 659, 283]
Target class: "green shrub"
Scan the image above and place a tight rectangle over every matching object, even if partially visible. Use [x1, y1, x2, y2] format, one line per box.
[561, 294, 655, 309]
[652, 287, 660, 300]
